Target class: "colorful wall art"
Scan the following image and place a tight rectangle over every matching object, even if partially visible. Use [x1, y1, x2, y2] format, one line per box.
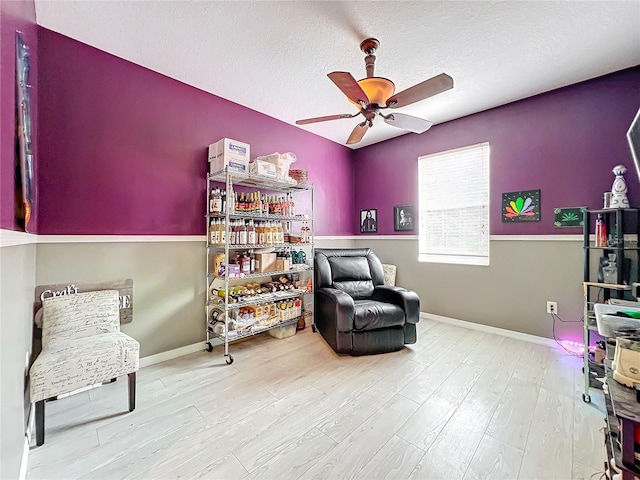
[502, 189, 541, 222]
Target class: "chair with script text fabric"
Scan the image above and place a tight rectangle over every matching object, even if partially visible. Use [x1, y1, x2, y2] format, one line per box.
[29, 290, 139, 446]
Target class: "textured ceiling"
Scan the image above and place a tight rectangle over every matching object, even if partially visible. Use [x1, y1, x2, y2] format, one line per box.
[35, 1, 640, 149]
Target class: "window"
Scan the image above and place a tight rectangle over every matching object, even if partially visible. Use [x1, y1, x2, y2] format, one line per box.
[418, 142, 490, 266]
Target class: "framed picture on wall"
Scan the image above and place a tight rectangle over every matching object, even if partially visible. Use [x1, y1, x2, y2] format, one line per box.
[394, 205, 414, 231]
[15, 33, 35, 232]
[502, 189, 541, 222]
[360, 209, 378, 233]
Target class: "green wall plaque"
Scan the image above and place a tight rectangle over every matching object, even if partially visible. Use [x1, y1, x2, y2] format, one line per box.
[554, 207, 587, 228]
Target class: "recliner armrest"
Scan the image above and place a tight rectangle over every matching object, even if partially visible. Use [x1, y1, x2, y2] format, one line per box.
[317, 287, 355, 332]
[371, 286, 420, 324]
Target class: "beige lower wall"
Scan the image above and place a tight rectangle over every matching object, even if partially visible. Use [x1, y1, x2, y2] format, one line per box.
[35, 236, 583, 359]
[0, 243, 36, 480]
[353, 237, 585, 340]
[35, 238, 355, 358]
[36, 242, 204, 358]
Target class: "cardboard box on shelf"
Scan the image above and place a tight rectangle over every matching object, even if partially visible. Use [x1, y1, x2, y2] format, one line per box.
[249, 160, 277, 178]
[208, 138, 250, 174]
[255, 253, 277, 272]
[275, 258, 290, 272]
[258, 152, 296, 180]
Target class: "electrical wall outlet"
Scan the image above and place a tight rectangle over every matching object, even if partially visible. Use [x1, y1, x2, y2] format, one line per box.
[546, 301, 558, 314]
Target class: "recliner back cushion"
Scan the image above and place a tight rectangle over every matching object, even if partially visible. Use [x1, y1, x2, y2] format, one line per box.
[328, 256, 374, 299]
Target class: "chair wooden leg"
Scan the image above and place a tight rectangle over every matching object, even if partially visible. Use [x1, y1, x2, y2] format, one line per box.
[35, 400, 45, 446]
[128, 372, 136, 412]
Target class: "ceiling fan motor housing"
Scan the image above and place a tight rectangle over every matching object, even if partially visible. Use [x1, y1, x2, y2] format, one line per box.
[360, 38, 380, 78]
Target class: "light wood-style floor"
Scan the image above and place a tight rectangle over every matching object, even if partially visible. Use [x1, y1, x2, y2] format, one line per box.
[27, 317, 607, 480]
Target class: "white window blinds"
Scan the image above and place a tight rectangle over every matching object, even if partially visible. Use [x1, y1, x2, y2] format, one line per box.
[418, 142, 490, 266]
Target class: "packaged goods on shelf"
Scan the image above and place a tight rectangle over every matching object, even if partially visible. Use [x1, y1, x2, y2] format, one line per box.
[208, 138, 250, 174]
[289, 169, 308, 184]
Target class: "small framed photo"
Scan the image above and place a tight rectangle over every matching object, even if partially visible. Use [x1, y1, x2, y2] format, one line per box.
[394, 205, 414, 231]
[360, 209, 378, 233]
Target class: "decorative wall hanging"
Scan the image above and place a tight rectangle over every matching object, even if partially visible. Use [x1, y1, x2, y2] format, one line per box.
[502, 189, 540, 222]
[394, 205, 414, 231]
[360, 209, 378, 233]
[15, 32, 35, 232]
[554, 207, 587, 228]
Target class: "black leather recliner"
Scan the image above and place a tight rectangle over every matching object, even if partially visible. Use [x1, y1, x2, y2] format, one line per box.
[314, 248, 420, 355]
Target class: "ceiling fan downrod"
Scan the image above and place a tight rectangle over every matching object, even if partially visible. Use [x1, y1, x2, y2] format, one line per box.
[360, 38, 379, 78]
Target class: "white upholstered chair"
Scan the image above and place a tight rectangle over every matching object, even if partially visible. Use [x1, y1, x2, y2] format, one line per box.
[29, 290, 140, 446]
[382, 264, 397, 286]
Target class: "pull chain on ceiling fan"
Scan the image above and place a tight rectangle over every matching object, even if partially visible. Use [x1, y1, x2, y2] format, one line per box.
[296, 38, 453, 145]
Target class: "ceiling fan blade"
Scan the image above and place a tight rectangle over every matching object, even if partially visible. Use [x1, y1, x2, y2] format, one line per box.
[384, 113, 433, 134]
[296, 113, 358, 125]
[386, 73, 453, 109]
[346, 122, 369, 145]
[328, 72, 370, 105]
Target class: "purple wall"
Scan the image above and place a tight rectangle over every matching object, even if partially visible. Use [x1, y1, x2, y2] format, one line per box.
[1, 0, 38, 231]
[353, 67, 640, 235]
[37, 29, 354, 236]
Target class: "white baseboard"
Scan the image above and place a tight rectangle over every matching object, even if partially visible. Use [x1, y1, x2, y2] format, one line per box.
[19, 436, 29, 480]
[421, 312, 558, 349]
[139, 342, 206, 368]
[139, 314, 558, 371]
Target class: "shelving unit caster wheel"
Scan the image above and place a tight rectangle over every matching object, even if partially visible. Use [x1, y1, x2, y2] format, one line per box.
[582, 393, 591, 403]
[205, 342, 213, 352]
[312, 325, 317, 333]
[225, 354, 234, 365]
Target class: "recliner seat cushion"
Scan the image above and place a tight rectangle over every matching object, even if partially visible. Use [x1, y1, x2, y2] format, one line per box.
[353, 300, 405, 331]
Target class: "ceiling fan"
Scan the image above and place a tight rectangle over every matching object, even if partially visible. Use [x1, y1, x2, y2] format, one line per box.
[296, 38, 453, 145]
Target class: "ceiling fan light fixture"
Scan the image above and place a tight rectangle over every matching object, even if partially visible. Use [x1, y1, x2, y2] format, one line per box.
[348, 77, 395, 107]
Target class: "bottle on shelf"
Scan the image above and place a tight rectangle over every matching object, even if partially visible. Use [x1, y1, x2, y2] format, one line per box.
[595, 214, 607, 247]
[238, 220, 248, 245]
[227, 220, 236, 245]
[209, 219, 217, 244]
[276, 222, 283, 243]
[256, 193, 263, 215]
[266, 221, 274, 244]
[211, 188, 222, 214]
[258, 221, 266, 244]
[238, 252, 251, 276]
[283, 222, 290, 243]
[301, 221, 310, 243]
[248, 220, 256, 245]
[289, 193, 295, 216]
[220, 218, 227, 245]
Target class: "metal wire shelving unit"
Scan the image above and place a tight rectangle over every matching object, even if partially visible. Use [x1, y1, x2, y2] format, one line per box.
[205, 168, 314, 364]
